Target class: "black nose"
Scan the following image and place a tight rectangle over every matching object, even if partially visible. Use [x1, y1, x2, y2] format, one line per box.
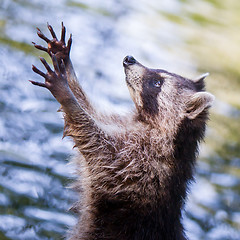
[123, 55, 136, 66]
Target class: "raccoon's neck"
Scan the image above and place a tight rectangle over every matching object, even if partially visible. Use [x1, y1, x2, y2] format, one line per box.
[154, 117, 206, 219]
[172, 117, 206, 186]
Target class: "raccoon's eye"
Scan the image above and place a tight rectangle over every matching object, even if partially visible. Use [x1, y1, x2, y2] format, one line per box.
[153, 80, 162, 88]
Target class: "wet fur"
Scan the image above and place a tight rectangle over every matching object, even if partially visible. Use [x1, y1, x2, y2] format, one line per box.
[31, 28, 214, 240]
[60, 59, 213, 240]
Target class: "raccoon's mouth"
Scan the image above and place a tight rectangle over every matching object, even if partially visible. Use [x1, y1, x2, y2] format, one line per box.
[126, 78, 135, 91]
[124, 56, 136, 91]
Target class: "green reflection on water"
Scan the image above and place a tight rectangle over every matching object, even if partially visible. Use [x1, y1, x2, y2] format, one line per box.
[67, 0, 114, 17]
[0, 36, 33, 54]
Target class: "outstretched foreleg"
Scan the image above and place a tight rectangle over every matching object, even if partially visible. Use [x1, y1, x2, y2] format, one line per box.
[30, 54, 115, 162]
[33, 23, 93, 114]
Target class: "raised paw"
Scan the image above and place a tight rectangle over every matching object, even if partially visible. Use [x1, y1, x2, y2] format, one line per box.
[33, 22, 72, 63]
[30, 54, 72, 103]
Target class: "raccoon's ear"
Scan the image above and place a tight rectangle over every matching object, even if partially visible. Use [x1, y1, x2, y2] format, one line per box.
[186, 92, 215, 120]
[192, 73, 209, 91]
[193, 73, 209, 83]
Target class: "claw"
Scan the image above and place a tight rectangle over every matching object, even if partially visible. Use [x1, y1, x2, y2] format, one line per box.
[47, 22, 57, 40]
[61, 22, 66, 43]
[32, 42, 48, 52]
[37, 27, 50, 43]
[40, 57, 53, 73]
[51, 54, 60, 73]
[32, 65, 46, 78]
[29, 80, 47, 88]
[67, 34, 72, 52]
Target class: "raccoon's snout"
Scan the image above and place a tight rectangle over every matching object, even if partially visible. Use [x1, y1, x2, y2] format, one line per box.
[123, 56, 136, 67]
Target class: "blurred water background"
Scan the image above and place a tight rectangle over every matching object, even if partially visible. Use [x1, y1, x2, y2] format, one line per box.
[0, 0, 240, 239]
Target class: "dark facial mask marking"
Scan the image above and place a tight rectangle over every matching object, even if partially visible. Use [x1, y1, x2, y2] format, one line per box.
[141, 71, 163, 116]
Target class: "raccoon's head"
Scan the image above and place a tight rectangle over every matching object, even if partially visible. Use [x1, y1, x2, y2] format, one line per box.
[123, 56, 214, 129]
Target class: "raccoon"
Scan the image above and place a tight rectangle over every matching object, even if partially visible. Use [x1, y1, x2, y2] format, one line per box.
[31, 23, 214, 240]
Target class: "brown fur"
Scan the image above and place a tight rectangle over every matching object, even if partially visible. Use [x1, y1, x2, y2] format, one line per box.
[31, 25, 214, 240]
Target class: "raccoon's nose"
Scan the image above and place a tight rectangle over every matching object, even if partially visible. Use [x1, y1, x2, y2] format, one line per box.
[123, 55, 136, 66]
